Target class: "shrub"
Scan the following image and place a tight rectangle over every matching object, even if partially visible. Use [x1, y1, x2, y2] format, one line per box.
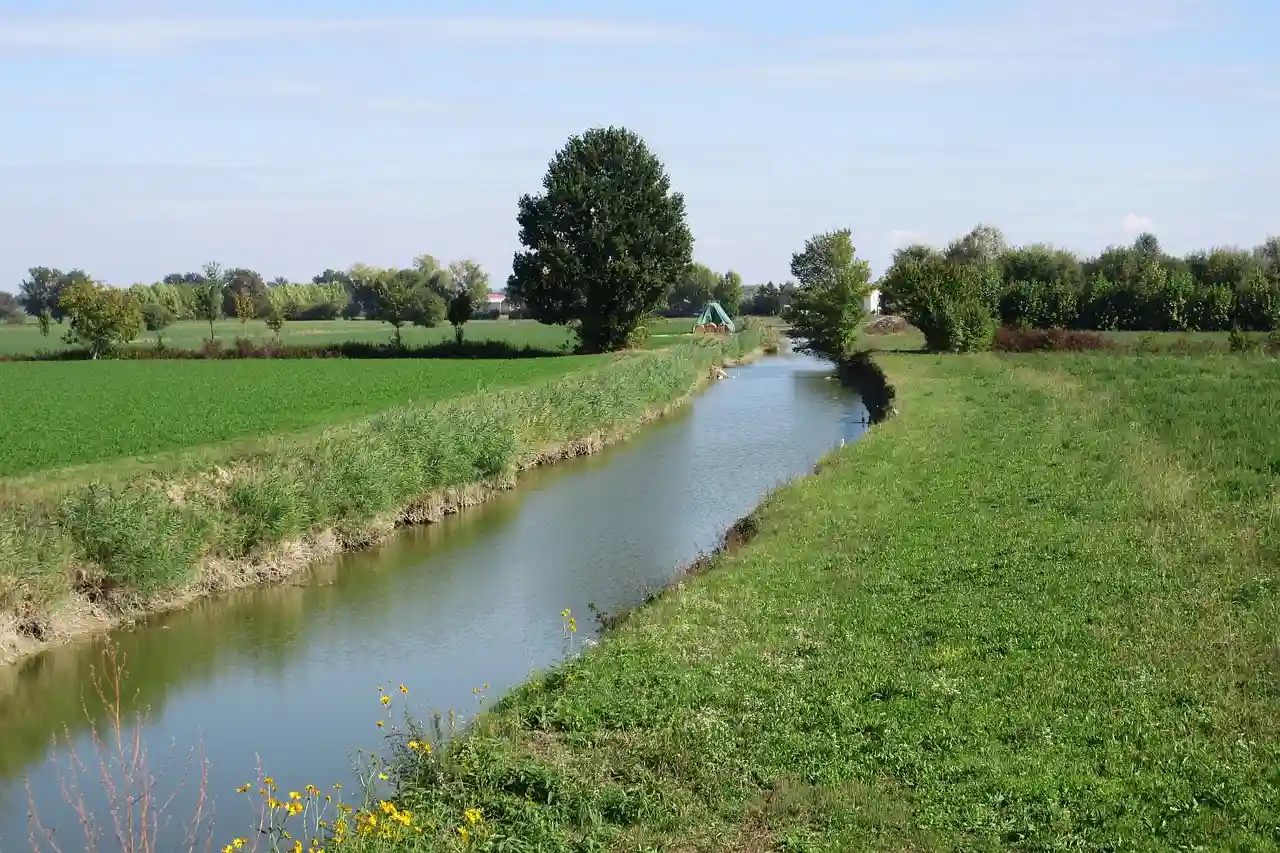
[891, 257, 998, 352]
[61, 482, 207, 596]
[993, 327, 1111, 352]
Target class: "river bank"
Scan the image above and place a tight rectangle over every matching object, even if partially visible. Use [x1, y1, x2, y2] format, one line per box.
[0, 329, 771, 667]
[361, 352, 1278, 851]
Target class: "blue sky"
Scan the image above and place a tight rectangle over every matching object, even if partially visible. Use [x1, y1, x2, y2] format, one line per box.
[1, 0, 1277, 288]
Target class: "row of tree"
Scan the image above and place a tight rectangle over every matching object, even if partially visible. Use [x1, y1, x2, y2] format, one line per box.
[879, 225, 1280, 336]
[6, 256, 495, 330]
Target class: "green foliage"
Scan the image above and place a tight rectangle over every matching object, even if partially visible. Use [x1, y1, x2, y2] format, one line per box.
[18, 267, 71, 322]
[668, 262, 721, 316]
[509, 126, 694, 353]
[713, 270, 744, 315]
[194, 263, 224, 341]
[879, 254, 997, 352]
[0, 291, 24, 325]
[140, 303, 175, 347]
[61, 482, 208, 595]
[448, 259, 492, 311]
[447, 290, 473, 344]
[783, 229, 871, 360]
[742, 281, 793, 316]
[877, 229, 1280, 334]
[264, 307, 285, 340]
[57, 278, 143, 359]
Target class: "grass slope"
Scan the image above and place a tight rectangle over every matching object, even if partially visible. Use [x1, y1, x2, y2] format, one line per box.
[0, 357, 604, 477]
[385, 353, 1279, 852]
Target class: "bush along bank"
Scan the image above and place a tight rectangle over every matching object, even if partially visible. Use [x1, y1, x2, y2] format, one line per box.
[0, 328, 768, 665]
[326, 351, 1277, 852]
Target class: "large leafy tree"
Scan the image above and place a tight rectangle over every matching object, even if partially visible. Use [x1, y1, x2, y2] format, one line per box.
[0, 291, 25, 325]
[783, 229, 872, 361]
[448, 260, 492, 310]
[508, 126, 693, 353]
[18, 267, 71, 322]
[222, 267, 268, 317]
[58, 278, 143, 358]
[713, 270, 744, 315]
[667, 263, 720, 316]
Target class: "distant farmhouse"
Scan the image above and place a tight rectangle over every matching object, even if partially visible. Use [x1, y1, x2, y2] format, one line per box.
[486, 291, 512, 316]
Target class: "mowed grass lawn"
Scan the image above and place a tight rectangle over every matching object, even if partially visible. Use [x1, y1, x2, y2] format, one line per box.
[391, 353, 1279, 851]
[0, 356, 605, 477]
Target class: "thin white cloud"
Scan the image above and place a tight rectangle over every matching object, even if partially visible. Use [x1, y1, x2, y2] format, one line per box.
[0, 15, 703, 54]
[887, 229, 928, 249]
[720, 0, 1222, 89]
[1122, 213, 1156, 234]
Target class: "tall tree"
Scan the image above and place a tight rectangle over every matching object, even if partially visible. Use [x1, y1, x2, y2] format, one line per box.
[195, 261, 224, 341]
[713, 270, 744, 315]
[58, 278, 143, 358]
[0, 291, 25, 325]
[945, 223, 1007, 267]
[222, 267, 268, 317]
[18, 267, 67, 322]
[508, 126, 693, 353]
[783, 229, 872, 361]
[668, 263, 720, 315]
[448, 260, 492, 310]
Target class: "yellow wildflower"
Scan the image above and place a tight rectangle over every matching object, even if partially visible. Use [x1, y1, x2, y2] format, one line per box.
[267, 798, 283, 810]
[458, 826, 470, 841]
[398, 683, 408, 693]
[378, 772, 389, 780]
[376, 720, 384, 727]
[463, 807, 483, 826]
[289, 791, 302, 800]
[235, 784, 251, 793]
[305, 784, 319, 796]
[264, 776, 275, 786]
[292, 841, 302, 853]
[380, 694, 391, 706]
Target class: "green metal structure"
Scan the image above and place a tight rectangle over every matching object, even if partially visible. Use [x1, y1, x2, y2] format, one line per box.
[693, 301, 736, 333]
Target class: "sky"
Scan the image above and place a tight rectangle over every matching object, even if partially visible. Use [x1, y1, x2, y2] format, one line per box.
[1, 0, 1277, 289]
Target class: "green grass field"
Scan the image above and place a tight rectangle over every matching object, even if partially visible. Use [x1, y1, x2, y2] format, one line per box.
[0, 357, 605, 478]
[0, 317, 711, 357]
[379, 353, 1279, 851]
[0, 318, 579, 356]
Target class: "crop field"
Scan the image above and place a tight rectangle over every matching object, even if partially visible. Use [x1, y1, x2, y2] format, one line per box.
[0, 318, 579, 356]
[0, 356, 605, 477]
[382, 352, 1280, 851]
[0, 316, 722, 357]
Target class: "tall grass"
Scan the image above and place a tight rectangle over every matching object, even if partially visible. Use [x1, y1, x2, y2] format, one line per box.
[0, 331, 764, 656]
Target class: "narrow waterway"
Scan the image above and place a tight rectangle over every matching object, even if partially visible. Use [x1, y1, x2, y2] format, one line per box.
[0, 351, 866, 848]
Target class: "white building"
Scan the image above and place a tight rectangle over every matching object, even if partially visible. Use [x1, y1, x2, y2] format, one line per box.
[863, 287, 881, 315]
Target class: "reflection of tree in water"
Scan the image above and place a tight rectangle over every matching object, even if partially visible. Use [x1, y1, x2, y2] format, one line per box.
[0, 491, 519, 781]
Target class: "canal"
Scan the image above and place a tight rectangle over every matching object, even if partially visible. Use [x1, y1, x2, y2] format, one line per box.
[0, 351, 866, 848]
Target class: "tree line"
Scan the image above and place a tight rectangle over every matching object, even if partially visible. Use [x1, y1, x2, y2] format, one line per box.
[9, 124, 1272, 359]
[877, 225, 1280, 349]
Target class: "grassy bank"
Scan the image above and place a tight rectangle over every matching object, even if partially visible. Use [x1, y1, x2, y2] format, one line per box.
[0, 329, 767, 665]
[363, 352, 1277, 851]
